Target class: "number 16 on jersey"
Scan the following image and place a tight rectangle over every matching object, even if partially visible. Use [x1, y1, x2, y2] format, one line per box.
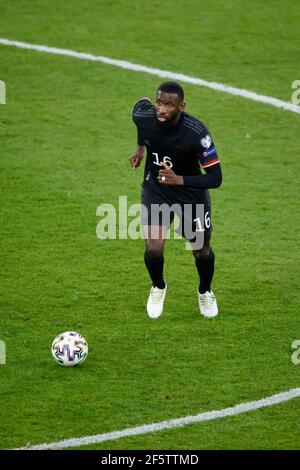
[152, 152, 173, 168]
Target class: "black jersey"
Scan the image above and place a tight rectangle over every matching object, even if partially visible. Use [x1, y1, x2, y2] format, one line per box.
[132, 98, 220, 204]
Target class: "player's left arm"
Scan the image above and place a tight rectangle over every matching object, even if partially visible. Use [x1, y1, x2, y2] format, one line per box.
[175, 127, 222, 189]
[158, 127, 222, 188]
[158, 161, 222, 188]
[182, 162, 222, 188]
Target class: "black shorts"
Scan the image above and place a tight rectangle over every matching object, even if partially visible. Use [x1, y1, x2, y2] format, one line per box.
[141, 183, 212, 247]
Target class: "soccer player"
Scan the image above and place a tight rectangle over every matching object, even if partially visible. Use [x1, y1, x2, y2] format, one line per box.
[129, 82, 222, 319]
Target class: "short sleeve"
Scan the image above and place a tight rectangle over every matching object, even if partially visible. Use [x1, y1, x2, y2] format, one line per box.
[195, 128, 220, 168]
[132, 98, 153, 145]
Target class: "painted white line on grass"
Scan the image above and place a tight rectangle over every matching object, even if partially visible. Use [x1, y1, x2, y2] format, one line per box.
[1, 37, 300, 115]
[16, 387, 300, 450]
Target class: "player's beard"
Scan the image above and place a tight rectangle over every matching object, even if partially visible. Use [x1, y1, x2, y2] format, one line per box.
[156, 111, 181, 129]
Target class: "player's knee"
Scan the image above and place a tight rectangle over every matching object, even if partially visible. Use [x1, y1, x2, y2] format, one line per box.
[193, 244, 210, 261]
[146, 243, 164, 258]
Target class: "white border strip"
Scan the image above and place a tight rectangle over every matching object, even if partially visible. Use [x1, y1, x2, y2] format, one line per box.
[1, 37, 300, 115]
[16, 387, 300, 450]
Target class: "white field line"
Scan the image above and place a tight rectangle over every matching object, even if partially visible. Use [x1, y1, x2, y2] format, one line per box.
[1, 37, 300, 115]
[16, 387, 300, 450]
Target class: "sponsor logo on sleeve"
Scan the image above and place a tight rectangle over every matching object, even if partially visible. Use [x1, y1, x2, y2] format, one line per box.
[203, 147, 217, 157]
[201, 135, 212, 149]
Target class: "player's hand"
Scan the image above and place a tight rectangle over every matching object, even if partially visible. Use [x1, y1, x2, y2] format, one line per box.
[158, 161, 184, 186]
[129, 148, 144, 170]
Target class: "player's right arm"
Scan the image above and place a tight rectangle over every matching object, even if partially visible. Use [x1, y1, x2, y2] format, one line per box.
[129, 145, 145, 170]
[129, 98, 153, 170]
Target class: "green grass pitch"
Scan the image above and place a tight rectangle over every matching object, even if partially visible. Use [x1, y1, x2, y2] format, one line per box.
[0, 0, 299, 450]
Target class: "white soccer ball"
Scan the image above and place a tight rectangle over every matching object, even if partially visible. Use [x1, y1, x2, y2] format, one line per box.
[51, 331, 88, 367]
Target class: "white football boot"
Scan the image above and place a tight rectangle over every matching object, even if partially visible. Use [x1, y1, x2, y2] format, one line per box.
[198, 290, 218, 318]
[146, 284, 167, 319]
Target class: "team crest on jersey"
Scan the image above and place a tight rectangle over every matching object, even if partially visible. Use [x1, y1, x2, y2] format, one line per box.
[201, 135, 212, 149]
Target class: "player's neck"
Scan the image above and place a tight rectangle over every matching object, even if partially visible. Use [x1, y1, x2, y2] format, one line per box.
[172, 112, 182, 126]
[170, 111, 181, 127]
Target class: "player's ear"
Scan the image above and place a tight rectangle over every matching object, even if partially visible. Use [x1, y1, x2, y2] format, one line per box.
[180, 101, 186, 111]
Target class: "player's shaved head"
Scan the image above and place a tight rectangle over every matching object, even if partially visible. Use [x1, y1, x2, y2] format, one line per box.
[157, 82, 184, 102]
